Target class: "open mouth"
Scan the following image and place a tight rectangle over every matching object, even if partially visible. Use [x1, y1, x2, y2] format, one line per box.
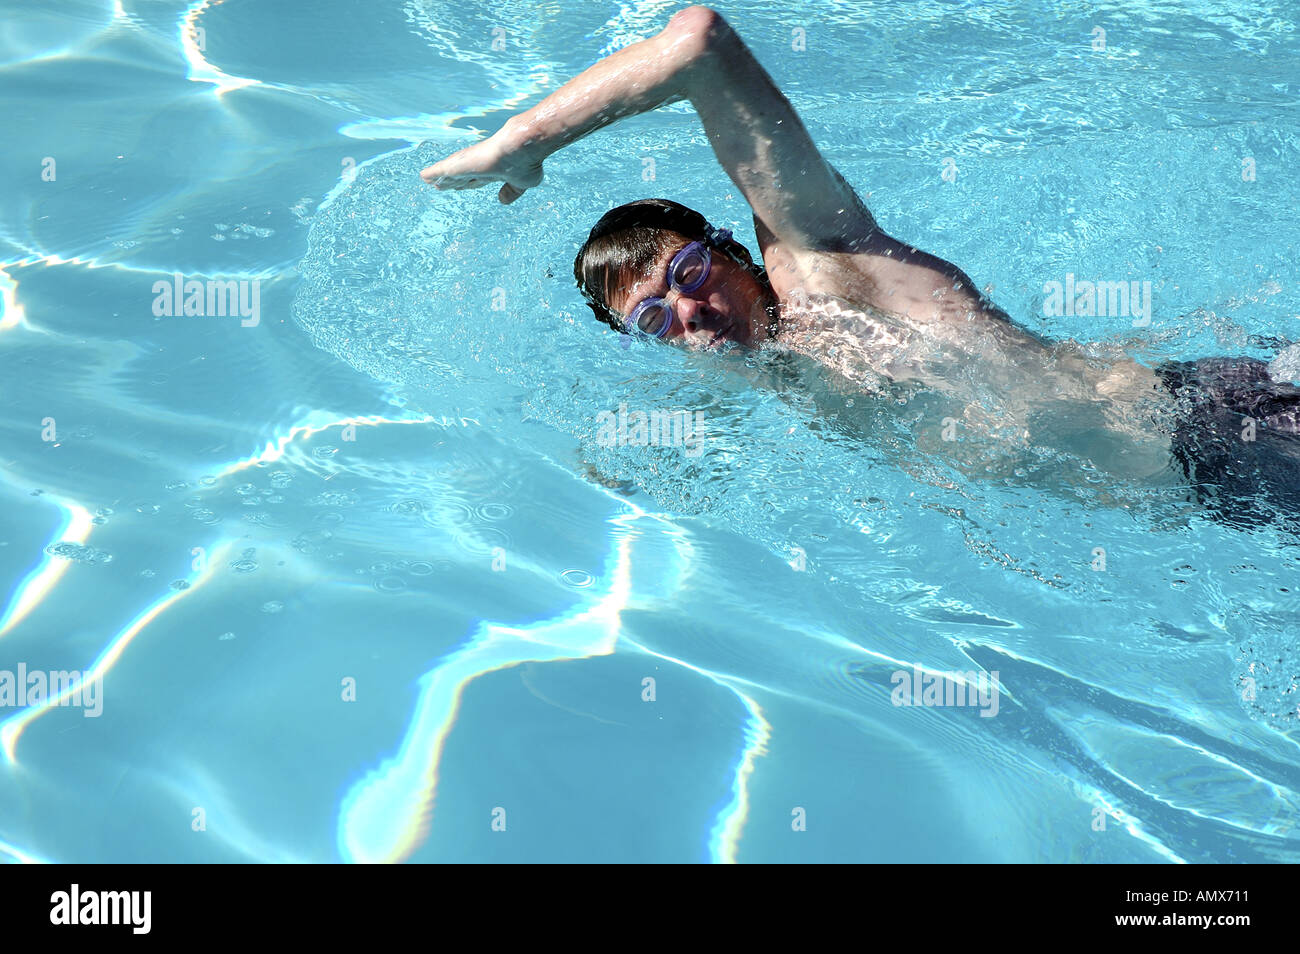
[707, 323, 734, 348]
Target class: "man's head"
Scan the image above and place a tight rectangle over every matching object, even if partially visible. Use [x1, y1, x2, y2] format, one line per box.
[573, 199, 778, 348]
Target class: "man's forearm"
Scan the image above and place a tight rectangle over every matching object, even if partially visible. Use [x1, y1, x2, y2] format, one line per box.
[502, 10, 712, 162]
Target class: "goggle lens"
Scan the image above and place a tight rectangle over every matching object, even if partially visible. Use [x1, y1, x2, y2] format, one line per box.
[669, 246, 709, 292]
[630, 299, 673, 338]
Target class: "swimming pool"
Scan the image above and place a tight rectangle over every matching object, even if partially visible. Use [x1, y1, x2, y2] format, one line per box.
[1, 0, 1298, 863]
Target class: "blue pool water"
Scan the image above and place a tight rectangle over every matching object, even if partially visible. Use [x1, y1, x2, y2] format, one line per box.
[2, 0, 1299, 863]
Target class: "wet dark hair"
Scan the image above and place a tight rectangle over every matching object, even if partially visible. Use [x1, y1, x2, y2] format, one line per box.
[572, 198, 771, 332]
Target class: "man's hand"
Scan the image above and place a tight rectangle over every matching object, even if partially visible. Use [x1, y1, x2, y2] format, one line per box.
[420, 124, 544, 205]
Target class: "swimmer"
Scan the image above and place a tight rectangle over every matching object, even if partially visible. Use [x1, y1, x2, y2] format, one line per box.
[422, 6, 1300, 524]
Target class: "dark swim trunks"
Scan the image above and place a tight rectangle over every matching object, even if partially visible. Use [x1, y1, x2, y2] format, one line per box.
[1155, 356, 1300, 523]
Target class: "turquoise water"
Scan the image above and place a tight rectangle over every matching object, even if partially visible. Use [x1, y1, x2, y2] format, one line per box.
[2, 0, 1299, 863]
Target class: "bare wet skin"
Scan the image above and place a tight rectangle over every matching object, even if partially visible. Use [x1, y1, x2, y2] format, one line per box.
[764, 290, 1183, 493]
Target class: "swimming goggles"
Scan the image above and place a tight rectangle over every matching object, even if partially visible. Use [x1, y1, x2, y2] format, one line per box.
[625, 227, 737, 338]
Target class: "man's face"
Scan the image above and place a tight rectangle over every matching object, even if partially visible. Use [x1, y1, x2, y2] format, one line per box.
[610, 234, 774, 348]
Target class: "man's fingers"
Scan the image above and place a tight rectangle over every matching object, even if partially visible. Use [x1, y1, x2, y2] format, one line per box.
[424, 176, 483, 191]
[419, 162, 520, 199]
[420, 166, 475, 187]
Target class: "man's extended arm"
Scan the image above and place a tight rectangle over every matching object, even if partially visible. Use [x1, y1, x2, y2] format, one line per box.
[420, 6, 872, 249]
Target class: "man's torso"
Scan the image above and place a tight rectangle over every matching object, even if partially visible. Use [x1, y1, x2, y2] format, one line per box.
[754, 232, 1179, 484]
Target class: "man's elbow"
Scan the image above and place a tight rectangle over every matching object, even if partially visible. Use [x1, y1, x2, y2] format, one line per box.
[663, 5, 735, 64]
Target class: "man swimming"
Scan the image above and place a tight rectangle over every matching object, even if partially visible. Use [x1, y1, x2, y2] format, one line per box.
[421, 6, 1300, 523]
